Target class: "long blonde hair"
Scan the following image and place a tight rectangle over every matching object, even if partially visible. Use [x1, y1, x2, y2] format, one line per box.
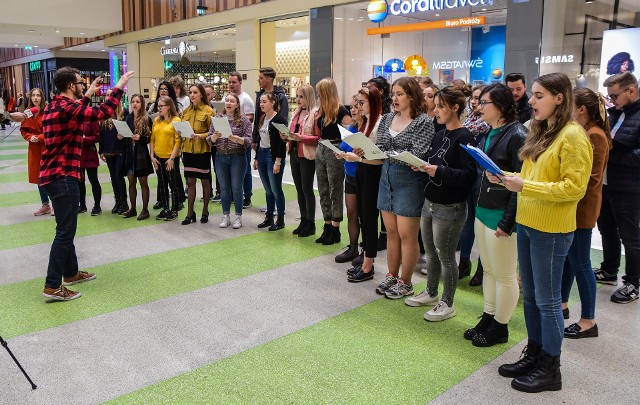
[316, 78, 340, 125]
[156, 95, 179, 123]
[519, 73, 573, 162]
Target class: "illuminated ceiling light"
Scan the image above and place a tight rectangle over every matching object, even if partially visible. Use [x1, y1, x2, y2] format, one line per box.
[384, 58, 405, 73]
[79, 32, 85, 35]
[28, 29, 35, 32]
[55, 29, 60, 33]
[404, 55, 429, 76]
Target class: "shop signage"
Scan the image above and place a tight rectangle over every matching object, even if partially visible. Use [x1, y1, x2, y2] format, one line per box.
[367, 16, 485, 35]
[29, 61, 41, 72]
[535, 54, 575, 64]
[368, 0, 494, 23]
[160, 41, 197, 57]
[432, 57, 483, 69]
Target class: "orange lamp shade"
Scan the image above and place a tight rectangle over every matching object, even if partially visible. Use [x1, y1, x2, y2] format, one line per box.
[404, 55, 429, 76]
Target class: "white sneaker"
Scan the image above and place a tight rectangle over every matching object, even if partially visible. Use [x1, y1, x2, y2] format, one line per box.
[219, 214, 230, 228]
[424, 301, 457, 322]
[405, 290, 439, 307]
[415, 254, 427, 272]
[232, 215, 242, 229]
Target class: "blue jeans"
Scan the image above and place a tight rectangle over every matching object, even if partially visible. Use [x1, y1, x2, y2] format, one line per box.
[38, 185, 49, 205]
[215, 152, 246, 215]
[423, 200, 467, 306]
[561, 228, 597, 319]
[243, 146, 253, 199]
[257, 148, 286, 216]
[43, 177, 80, 288]
[517, 224, 573, 356]
[106, 154, 127, 203]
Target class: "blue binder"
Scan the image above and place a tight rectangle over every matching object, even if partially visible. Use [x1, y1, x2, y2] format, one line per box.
[460, 144, 505, 176]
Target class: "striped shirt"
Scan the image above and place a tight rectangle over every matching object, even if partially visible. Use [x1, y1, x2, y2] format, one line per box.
[39, 89, 123, 185]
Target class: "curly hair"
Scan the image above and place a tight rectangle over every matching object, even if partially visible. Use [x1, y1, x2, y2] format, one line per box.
[606, 52, 635, 75]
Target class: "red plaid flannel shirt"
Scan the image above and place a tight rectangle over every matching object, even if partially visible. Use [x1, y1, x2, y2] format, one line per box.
[39, 88, 123, 185]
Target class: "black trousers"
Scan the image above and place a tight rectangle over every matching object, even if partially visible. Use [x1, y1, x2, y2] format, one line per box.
[156, 157, 180, 211]
[356, 163, 382, 258]
[79, 167, 101, 208]
[290, 151, 316, 221]
[156, 156, 185, 204]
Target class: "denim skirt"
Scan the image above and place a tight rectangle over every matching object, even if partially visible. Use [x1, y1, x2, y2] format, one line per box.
[377, 161, 428, 218]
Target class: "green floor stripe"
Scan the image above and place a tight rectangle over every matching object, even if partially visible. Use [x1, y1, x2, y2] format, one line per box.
[0, 220, 341, 340]
[0, 184, 297, 250]
[0, 172, 30, 183]
[0, 153, 27, 161]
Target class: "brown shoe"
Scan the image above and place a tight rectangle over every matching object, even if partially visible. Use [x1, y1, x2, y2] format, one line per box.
[43, 285, 81, 301]
[137, 210, 150, 220]
[62, 271, 96, 286]
[122, 208, 137, 218]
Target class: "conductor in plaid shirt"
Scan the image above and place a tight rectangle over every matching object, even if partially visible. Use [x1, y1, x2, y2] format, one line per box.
[40, 67, 135, 301]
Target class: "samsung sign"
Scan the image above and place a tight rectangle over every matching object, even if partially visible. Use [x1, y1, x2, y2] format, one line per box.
[368, 0, 493, 23]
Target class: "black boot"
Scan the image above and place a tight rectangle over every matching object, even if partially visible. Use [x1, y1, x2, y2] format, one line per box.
[112, 197, 121, 214]
[469, 259, 484, 286]
[464, 312, 494, 340]
[258, 213, 274, 229]
[472, 318, 509, 347]
[511, 351, 562, 393]
[292, 219, 305, 235]
[315, 224, 331, 244]
[458, 257, 472, 279]
[323, 226, 341, 246]
[498, 339, 542, 378]
[269, 215, 285, 231]
[118, 200, 129, 215]
[335, 243, 359, 263]
[298, 219, 316, 237]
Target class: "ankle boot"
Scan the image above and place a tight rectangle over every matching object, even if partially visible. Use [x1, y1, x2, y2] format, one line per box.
[498, 339, 542, 378]
[112, 197, 121, 214]
[315, 224, 331, 243]
[335, 243, 359, 263]
[458, 257, 472, 279]
[298, 219, 315, 237]
[511, 351, 562, 393]
[269, 215, 285, 231]
[323, 226, 341, 246]
[464, 312, 494, 340]
[469, 259, 484, 286]
[472, 318, 508, 347]
[258, 213, 274, 229]
[292, 219, 305, 235]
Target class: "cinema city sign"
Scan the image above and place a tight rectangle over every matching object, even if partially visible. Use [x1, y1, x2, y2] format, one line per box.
[390, 0, 494, 16]
[160, 41, 197, 57]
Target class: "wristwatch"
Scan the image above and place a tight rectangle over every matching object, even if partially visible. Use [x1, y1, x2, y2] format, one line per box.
[275, 161, 282, 166]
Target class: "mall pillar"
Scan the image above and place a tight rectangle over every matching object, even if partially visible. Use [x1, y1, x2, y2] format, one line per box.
[504, 0, 544, 85]
[236, 19, 261, 98]
[310, 7, 333, 88]
[137, 42, 165, 104]
[125, 42, 140, 97]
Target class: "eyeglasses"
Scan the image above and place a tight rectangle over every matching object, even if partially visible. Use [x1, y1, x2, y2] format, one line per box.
[73, 81, 86, 86]
[606, 88, 629, 101]
[356, 100, 366, 106]
[158, 87, 169, 91]
[157, 104, 167, 108]
[478, 100, 494, 107]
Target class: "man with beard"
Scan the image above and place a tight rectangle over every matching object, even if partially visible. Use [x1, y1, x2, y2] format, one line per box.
[40, 66, 134, 301]
[505, 73, 533, 124]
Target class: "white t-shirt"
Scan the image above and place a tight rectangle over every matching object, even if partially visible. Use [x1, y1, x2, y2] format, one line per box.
[259, 116, 273, 148]
[237, 91, 255, 118]
[176, 95, 190, 114]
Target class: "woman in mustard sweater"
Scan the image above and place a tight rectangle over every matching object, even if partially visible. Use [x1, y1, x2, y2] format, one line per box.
[488, 73, 592, 393]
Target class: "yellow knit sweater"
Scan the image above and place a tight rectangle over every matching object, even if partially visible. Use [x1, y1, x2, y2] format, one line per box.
[517, 121, 593, 233]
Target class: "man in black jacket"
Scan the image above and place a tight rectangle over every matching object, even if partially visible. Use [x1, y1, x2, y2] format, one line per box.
[596, 72, 640, 304]
[505, 73, 533, 124]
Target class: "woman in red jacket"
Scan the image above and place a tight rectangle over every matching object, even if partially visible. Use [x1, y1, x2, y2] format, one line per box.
[79, 122, 102, 215]
[20, 88, 50, 216]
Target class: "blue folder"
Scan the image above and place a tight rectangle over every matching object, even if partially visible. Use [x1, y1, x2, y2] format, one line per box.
[460, 144, 505, 176]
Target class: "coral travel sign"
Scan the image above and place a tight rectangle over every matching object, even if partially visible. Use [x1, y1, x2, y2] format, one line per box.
[367, 16, 485, 35]
[160, 41, 197, 57]
[368, 0, 494, 23]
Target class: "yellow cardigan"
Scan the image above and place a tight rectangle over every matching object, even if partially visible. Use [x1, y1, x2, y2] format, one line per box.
[517, 121, 593, 233]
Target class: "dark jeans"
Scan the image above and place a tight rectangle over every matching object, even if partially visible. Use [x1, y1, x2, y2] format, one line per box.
[518, 224, 573, 356]
[243, 146, 253, 199]
[79, 167, 101, 208]
[215, 152, 246, 215]
[43, 177, 80, 288]
[423, 200, 467, 306]
[597, 186, 640, 287]
[290, 151, 316, 222]
[356, 163, 382, 258]
[38, 185, 49, 205]
[156, 157, 180, 211]
[561, 228, 597, 319]
[155, 156, 185, 204]
[257, 147, 286, 216]
[105, 154, 127, 204]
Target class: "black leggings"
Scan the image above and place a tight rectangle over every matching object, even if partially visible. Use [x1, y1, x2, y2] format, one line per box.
[290, 151, 316, 221]
[156, 157, 180, 211]
[356, 164, 382, 258]
[79, 167, 101, 208]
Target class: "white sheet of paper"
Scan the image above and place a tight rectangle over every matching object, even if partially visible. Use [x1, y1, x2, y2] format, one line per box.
[272, 122, 293, 140]
[388, 151, 428, 171]
[342, 132, 388, 160]
[339, 125, 353, 140]
[112, 119, 134, 138]
[172, 121, 195, 138]
[211, 117, 233, 138]
[319, 140, 342, 154]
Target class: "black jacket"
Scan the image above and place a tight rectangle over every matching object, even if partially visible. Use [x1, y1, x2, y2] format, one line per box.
[607, 99, 640, 194]
[253, 113, 288, 161]
[253, 86, 289, 140]
[476, 121, 527, 234]
[516, 93, 533, 124]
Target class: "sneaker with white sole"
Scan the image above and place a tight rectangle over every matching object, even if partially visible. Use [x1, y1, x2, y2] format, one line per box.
[34, 204, 51, 216]
[611, 282, 639, 304]
[415, 254, 427, 272]
[42, 285, 81, 301]
[232, 216, 242, 229]
[219, 214, 230, 228]
[62, 271, 96, 286]
[405, 290, 439, 307]
[424, 301, 457, 322]
[385, 280, 414, 299]
[375, 273, 398, 295]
